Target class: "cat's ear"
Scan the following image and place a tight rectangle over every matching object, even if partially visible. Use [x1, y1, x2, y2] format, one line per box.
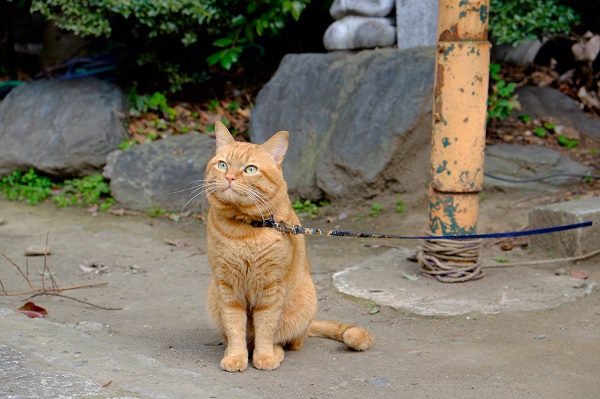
[215, 121, 235, 151]
[262, 131, 289, 166]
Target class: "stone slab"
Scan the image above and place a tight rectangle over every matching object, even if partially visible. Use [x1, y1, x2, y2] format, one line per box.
[529, 197, 600, 257]
[333, 248, 596, 316]
[0, 307, 261, 399]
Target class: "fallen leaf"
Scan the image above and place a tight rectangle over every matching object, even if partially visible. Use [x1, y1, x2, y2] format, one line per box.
[0, 217, 5, 225]
[400, 270, 419, 281]
[16, 302, 47, 318]
[109, 208, 125, 216]
[570, 270, 590, 279]
[86, 204, 99, 215]
[369, 307, 380, 314]
[79, 260, 109, 274]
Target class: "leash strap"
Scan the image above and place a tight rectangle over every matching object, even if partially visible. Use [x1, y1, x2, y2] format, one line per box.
[259, 215, 595, 241]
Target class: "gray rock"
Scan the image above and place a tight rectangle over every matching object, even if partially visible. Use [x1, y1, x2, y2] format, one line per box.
[249, 47, 435, 202]
[396, 0, 439, 49]
[323, 16, 396, 50]
[330, 0, 396, 19]
[0, 78, 126, 177]
[484, 144, 591, 191]
[514, 86, 600, 140]
[105, 134, 214, 211]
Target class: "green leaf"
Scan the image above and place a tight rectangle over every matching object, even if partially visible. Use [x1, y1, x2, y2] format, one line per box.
[290, 1, 305, 21]
[247, 2, 258, 13]
[519, 114, 532, 123]
[533, 127, 547, 137]
[206, 50, 226, 66]
[557, 135, 578, 148]
[232, 14, 246, 26]
[213, 38, 233, 48]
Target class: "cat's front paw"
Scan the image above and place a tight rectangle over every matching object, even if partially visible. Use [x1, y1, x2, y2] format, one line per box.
[220, 355, 248, 372]
[253, 353, 281, 371]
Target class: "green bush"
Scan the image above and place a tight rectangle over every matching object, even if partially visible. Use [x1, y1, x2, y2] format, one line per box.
[11, 0, 310, 91]
[489, 0, 580, 46]
[0, 168, 114, 210]
[0, 169, 53, 204]
[53, 174, 115, 211]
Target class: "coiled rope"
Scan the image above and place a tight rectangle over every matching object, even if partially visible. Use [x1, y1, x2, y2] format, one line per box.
[417, 234, 484, 283]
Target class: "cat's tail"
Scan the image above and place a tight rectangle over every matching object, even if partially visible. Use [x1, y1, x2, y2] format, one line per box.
[307, 320, 373, 351]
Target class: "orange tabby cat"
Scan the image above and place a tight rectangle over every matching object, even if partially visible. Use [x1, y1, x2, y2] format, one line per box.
[204, 121, 373, 372]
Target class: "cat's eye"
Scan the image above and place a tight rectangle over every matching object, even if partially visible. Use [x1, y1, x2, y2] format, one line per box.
[217, 161, 228, 171]
[244, 165, 258, 175]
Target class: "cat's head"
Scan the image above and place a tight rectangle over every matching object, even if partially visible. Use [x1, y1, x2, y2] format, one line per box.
[204, 122, 289, 216]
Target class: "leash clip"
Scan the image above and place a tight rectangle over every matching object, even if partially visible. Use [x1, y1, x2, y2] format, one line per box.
[268, 215, 301, 235]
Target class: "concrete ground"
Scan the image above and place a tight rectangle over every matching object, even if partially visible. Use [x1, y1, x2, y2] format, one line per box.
[0, 186, 599, 398]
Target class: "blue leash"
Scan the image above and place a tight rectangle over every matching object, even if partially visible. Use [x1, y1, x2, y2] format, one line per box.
[258, 216, 595, 241]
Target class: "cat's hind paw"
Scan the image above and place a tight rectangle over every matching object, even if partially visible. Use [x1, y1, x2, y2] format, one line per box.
[220, 355, 248, 372]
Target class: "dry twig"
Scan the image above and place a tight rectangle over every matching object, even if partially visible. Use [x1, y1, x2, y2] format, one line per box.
[0, 234, 119, 310]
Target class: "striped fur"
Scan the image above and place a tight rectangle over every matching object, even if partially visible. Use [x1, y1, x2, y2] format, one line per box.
[204, 122, 372, 372]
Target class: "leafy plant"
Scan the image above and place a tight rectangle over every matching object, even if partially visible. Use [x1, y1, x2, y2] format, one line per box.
[17, 0, 310, 88]
[118, 138, 140, 151]
[487, 63, 520, 122]
[206, 0, 310, 70]
[395, 198, 406, 213]
[128, 88, 172, 117]
[292, 199, 329, 218]
[52, 174, 115, 211]
[0, 169, 53, 204]
[533, 127, 547, 137]
[489, 0, 580, 47]
[146, 206, 167, 218]
[369, 202, 383, 217]
[556, 135, 578, 148]
[0, 169, 114, 210]
[519, 114, 532, 123]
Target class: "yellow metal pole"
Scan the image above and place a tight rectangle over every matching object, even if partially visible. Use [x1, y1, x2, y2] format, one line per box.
[429, 0, 490, 237]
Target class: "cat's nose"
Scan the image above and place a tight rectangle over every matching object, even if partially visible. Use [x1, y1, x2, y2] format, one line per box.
[226, 174, 236, 182]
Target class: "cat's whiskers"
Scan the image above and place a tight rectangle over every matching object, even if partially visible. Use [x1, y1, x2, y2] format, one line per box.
[179, 181, 220, 217]
[249, 188, 277, 220]
[169, 179, 209, 195]
[244, 190, 271, 221]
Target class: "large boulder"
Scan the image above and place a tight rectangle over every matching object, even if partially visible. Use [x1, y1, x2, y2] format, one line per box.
[104, 134, 214, 212]
[249, 47, 435, 202]
[0, 78, 126, 177]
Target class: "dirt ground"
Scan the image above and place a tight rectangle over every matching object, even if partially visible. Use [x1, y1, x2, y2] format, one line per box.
[0, 184, 599, 398]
